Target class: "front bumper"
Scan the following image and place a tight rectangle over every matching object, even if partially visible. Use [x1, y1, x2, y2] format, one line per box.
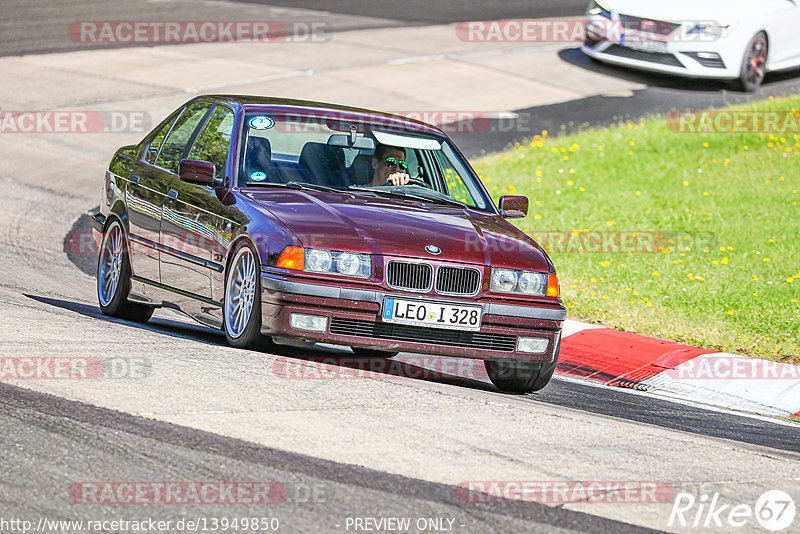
[582, 16, 745, 80]
[260, 271, 565, 362]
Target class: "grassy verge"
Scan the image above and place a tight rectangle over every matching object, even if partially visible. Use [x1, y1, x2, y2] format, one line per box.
[475, 95, 800, 364]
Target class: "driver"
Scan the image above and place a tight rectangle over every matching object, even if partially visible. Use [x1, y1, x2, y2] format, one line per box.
[370, 144, 411, 187]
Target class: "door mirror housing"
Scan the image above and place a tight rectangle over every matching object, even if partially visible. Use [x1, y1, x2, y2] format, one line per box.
[498, 195, 529, 219]
[179, 158, 221, 186]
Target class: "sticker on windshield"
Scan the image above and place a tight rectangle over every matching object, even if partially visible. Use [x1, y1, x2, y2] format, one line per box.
[250, 172, 267, 181]
[249, 116, 275, 130]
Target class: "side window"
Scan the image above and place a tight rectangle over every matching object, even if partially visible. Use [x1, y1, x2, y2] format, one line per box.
[188, 106, 235, 179]
[144, 115, 176, 164]
[155, 102, 212, 173]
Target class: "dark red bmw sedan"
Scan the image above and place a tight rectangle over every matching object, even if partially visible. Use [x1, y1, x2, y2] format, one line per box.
[92, 95, 565, 392]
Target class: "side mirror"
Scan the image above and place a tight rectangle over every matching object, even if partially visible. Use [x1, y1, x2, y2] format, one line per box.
[499, 195, 529, 219]
[179, 158, 219, 186]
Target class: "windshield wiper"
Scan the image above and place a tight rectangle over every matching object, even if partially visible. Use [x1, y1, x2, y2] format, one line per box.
[285, 181, 344, 193]
[244, 181, 287, 187]
[350, 186, 465, 208]
[400, 189, 467, 208]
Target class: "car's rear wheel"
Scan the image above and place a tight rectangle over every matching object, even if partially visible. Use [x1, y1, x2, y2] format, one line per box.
[224, 242, 266, 349]
[97, 219, 154, 323]
[350, 347, 398, 358]
[738, 31, 768, 92]
[485, 340, 560, 393]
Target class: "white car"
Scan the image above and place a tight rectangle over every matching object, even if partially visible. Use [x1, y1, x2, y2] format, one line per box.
[581, 0, 800, 91]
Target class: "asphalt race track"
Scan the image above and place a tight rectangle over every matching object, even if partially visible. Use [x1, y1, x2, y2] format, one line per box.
[1, 1, 799, 533]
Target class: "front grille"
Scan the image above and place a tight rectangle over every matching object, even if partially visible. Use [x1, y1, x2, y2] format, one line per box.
[436, 266, 481, 296]
[330, 318, 517, 352]
[604, 44, 684, 67]
[619, 15, 680, 36]
[386, 261, 433, 292]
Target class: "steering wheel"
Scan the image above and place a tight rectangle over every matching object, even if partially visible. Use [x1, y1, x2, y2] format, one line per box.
[406, 177, 428, 187]
[385, 177, 428, 187]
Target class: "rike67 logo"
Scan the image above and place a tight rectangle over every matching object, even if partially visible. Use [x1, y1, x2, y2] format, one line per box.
[669, 490, 796, 531]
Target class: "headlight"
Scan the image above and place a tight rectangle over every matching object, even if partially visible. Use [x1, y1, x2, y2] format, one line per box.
[491, 269, 518, 293]
[518, 271, 548, 295]
[336, 252, 362, 276]
[304, 248, 370, 278]
[306, 249, 332, 272]
[687, 21, 738, 39]
[587, 0, 612, 18]
[491, 269, 548, 296]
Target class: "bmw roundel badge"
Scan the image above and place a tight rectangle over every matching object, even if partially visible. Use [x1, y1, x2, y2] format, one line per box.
[425, 245, 442, 255]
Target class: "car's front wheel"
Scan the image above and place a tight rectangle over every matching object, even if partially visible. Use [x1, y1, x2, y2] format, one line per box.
[97, 219, 154, 323]
[738, 31, 768, 92]
[223, 242, 267, 349]
[485, 340, 560, 393]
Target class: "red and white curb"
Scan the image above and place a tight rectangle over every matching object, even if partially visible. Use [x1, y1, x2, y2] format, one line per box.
[559, 320, 800, 419]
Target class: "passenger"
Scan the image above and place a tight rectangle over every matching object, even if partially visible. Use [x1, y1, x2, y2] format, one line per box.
[370, 144, 411, 187]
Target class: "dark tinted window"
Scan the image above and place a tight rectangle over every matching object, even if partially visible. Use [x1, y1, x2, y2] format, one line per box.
[188, 106, 235, 179]
[156, 102, 212, 173]
[144, 115, 177, 164]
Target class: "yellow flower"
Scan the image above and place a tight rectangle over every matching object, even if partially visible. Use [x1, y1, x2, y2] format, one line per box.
[727, 310, 734, 315]
[607, 221, 614, 226]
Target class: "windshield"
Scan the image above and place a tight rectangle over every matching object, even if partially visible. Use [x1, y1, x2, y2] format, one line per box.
[239, 112, 492, 211]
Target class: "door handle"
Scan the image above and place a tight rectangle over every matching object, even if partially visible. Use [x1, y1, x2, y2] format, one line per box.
[167, 189, 178, 202]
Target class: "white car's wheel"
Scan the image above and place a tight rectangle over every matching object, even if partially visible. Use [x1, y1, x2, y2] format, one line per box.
[739, 31, 768, 92]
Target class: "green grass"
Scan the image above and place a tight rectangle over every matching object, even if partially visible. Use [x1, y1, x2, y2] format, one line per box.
[475, 95, 800, 364]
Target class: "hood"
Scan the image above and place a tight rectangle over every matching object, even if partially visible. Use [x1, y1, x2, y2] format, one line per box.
[244, 189, 552, 272]
[603, 0, 755, 22]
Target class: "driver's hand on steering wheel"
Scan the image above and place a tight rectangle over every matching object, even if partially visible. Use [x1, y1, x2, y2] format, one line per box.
[385, 172, 410, 186]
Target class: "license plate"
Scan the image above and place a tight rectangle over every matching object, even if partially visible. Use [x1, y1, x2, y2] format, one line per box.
[621, 32, 668, 53]
[382, 298, 482, 332]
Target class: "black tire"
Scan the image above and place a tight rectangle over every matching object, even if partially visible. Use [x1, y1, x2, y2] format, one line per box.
[351, 347, 398, 358]
[738, 31, 768, 92]
[485, 339, 561, 393]
[96, 219, 154, 323]
[223, 241, 267, 349]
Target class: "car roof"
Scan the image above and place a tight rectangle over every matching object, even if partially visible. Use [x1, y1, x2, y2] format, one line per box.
[192, 94, 446, 137]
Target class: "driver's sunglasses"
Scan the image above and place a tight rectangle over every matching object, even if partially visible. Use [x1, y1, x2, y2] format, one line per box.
[384, 157, 409, 172]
